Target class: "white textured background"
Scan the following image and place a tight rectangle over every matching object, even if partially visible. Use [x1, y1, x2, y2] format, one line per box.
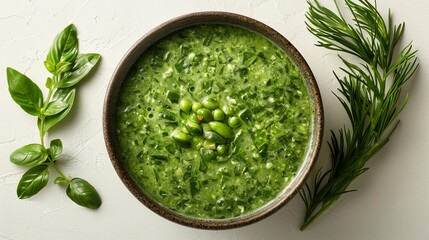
[1, 1, 428, 239]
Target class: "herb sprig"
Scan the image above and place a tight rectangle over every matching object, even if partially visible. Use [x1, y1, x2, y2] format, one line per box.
[300, 0, 418, 230]
[7, 24, 102, 209]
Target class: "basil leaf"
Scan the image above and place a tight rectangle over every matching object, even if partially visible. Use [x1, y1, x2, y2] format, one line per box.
[49, 139, 62, 161]
[55, 61, 73, 74]
[44, 24, 78, 74]
[66, 178, 102, 209]
[57, 53, 101, 88]
[38, 88, 75, 135]
[51, 86, 76, 102]
[10, 143, 48, 166]
[6, 67, 43, 116]
[44, 61, 56, 74]
[43, 100, 69, 116]
[17, 165, 49, 199]
[54, 176, 68, 185]
[45, 77, 53, 89]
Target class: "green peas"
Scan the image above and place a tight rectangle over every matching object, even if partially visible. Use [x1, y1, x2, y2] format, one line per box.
[203, 131, 226, 144]
[185, 121, 202, 136]
[209, 121, 234, 139]
[193, 136, 204, 149]
[216, 145, 228, 156]
[179, 99, 192, 114]
[213, 109, 225, 121]
[197, 108, 214, 122]
[202, 97, 219, 110]
[169, 96, 246, 154]
[203, 140, 217, 150]
[171, 130, 192, 148]
[227, 116, 242, 128]
[188, 113, 200, 123]
[192, 102, 203, 112]
[201, 123, 212, 132]
[199, 148, 217, 161]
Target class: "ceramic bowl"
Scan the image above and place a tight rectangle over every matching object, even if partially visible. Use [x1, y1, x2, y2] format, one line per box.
[103, 11, 323, 229]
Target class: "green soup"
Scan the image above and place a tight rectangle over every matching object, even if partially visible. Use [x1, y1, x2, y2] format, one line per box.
[116, 24, 312, 219]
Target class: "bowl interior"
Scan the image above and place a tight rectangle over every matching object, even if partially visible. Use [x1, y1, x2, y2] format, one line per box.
[103, 11, 323, 229]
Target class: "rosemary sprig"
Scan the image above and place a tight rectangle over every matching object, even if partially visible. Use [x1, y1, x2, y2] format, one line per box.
[299, 0, 418, 230]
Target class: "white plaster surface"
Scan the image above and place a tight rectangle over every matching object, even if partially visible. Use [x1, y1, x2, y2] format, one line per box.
[0, 0, 428, 239]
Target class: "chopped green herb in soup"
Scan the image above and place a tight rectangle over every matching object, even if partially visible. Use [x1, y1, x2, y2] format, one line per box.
[116, 24, 312, 219]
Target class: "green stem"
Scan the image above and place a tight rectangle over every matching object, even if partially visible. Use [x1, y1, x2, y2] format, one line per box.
[300, 199, 338, 231]
[39, 116, 45, 146]
[50, 161, 70, 182]
[42, 80, 71, 183]
[39, 81, 55, 146]
[43, 87, 54, 109]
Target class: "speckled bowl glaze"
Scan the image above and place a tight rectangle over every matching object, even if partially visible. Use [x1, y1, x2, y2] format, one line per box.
[103, 11, 324, 229]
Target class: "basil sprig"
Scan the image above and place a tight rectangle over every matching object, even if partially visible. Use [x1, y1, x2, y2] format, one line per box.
[7, 24, 102, 209]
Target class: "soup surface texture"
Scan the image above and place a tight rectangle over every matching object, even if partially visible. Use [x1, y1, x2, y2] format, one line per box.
[116, 24, 312, 219]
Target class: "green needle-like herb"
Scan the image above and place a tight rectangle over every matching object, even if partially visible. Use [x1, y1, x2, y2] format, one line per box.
[300, 0, 418, 230]
[7, 24, 102, 209]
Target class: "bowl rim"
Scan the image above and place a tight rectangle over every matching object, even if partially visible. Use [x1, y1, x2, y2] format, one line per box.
[103, 11, 324, 229]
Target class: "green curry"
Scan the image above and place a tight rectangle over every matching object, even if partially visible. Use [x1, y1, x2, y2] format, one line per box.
[116, 24, 312, 219]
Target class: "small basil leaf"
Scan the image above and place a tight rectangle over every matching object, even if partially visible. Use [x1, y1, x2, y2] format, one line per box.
[49, 139, 62, 160]
[44, 61, 56, 74]
[10, 143, 48, 166]
[37, 88, 75, 135]
[51, 87, 76, 102]
[43, 100, 69, 116]
[17, 165, 49, 199]
[6, 67, 43, 116]
[66, 178, 102, 209]
[45, 24, 78, 74]
[55, 61, 73, 74]
[45, 77, 53, 89]
[57, 53, 101, 88]
[54, 176, 68, 185]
